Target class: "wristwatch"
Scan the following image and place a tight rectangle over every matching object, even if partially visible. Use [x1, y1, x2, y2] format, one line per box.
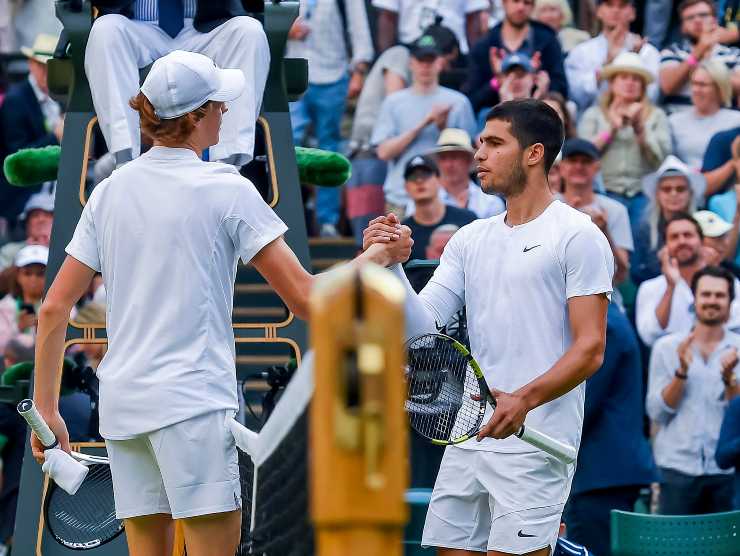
[723, 374, 738, 387]
[675, 370, 688, 380]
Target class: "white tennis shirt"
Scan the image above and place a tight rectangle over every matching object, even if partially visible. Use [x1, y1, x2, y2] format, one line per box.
[66, 147, 287, 439]
[411, 200, 614, 452]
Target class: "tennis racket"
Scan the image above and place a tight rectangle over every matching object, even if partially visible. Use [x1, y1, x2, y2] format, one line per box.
[17, 399, 124, 550]
[404, 334, 577, 464]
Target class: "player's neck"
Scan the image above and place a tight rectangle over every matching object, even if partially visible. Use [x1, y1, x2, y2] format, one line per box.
[413, 198, 446, 226]
[504, 178, 554, 226]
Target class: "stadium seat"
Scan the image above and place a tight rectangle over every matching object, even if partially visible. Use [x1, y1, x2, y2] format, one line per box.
[610, 509, 740, 556]
[404, 489, 433, 554]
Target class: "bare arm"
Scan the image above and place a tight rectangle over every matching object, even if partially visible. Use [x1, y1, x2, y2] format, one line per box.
[478, 293, 609, 439]
[727, 185, 740, 260]
[654, 282, 675, 330]
[732, 69, 740, 97]
[31, 256, 96, 462]
[465, 10, 486, 51]
[252, 234, 412, 320]
[703, 158, 738, 196]
[661, 373, 688, 408]
[375, 9, 398, 53]
[376, 119, 428, 161]
[383, 70, 407, 95]
[659, 62, 692, 96]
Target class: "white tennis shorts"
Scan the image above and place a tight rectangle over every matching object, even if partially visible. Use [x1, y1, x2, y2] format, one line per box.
[105, 409, 241, 520]
[422, 446, 575, 554]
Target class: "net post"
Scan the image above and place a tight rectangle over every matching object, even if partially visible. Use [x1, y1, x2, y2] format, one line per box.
[310, 263, 408, 556]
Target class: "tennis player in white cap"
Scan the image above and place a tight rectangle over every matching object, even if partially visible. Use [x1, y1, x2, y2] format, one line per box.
[29, 50, 411, 556]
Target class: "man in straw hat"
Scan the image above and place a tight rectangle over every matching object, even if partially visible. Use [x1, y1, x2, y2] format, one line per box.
[27, 50, 412, 555]
[0, 33, 62, 227]
[429, 127, 505, 218]
[566, 0, 659, 112]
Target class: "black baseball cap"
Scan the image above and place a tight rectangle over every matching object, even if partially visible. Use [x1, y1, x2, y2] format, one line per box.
[404, 155, 439, 179]
[561, 138, 600, 160]
[420, 22, 459, 56]
[410, 34, 441, 59]
[596, 0, 634, 5]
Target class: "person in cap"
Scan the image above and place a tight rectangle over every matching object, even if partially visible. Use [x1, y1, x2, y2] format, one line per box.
[372, 33, 477, 216]
[287, 0, 374, 237]
[558, 138, 633, 285]
[373, 0, 488, 55]
[465, 0, 568, 115]
[533, 0, 590, 53]
[578, 51, 671, 226]
[498, 52, 551, 102]
[633, 155, 705, 285]
[28, 50, 412, 556]
[0, 245, 47, 356]
[695, 210, 740, 278]
[565, 0, 660, 112]
[0, 192, 54, 272]
[430, 128, 505, 219]
[659, 0, 740, 115]
[84, 0, 270, 169]
[668, 59, 740, 172]
[401, 155, 476, 260]
[0, 33, 62, 226]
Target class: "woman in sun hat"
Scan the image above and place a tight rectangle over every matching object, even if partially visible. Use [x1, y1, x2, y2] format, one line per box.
[578, 51, 671, 225]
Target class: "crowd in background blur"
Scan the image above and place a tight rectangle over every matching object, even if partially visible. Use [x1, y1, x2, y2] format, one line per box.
[1, 0, 740, 554]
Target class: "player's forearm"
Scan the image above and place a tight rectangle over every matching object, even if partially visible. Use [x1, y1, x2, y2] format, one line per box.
[515, 335, 605, 411]
[655, 284, 675, 329]
[33, 301, 72, 414]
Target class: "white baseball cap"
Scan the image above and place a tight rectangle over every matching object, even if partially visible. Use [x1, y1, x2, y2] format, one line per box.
[14, 244, 49, 268]
[140, 50, 246, 120]
[694, 210, 733, 238]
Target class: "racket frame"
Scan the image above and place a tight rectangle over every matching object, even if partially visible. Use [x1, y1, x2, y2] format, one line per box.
[406, 334, 577, 464]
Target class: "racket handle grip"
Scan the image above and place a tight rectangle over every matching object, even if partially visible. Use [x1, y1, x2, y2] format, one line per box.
[517, 425, 577, 465]
[17, 399, 58, 449]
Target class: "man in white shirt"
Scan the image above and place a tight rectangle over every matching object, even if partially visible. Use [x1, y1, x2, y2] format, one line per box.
[365, 99, 614, 555]
[636, 213, 740, 347]
[28, 51, 411, 556]
[373, 0, 490, 54]
[565, 0, 660, 112]
[647, 265, 739, 514]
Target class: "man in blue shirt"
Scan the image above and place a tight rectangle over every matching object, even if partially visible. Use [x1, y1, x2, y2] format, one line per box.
[564, 303, 658, 556]
[716, 396, 740, 509]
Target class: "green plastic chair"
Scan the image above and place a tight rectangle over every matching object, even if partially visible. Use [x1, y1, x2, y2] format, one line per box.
[404, 489, 433, 555]
[611, 509, 740, 556]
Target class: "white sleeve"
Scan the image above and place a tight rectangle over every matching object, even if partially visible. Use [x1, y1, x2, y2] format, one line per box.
[558, 222, 614, 300]
[565, 46, 598, 111]
[65, 195, 101, 272]
[635, 280, 665, 347]
[347, 0, 374, 65]
[224, 179, 288, 264]
[646, 337, 679, 424]
[371, 0, 399, 11]
[604, 201, 634, 252]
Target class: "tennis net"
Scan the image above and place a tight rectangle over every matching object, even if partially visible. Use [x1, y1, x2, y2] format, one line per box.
[233, 352, 315, 556]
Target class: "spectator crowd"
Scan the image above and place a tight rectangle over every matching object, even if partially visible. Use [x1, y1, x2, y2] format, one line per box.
[2, 0, 740, 555]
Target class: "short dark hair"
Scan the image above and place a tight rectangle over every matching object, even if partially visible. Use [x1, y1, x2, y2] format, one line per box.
[485, 99, 564, 173]
[691, 265, 735, 302]
[678, 0, 715, 17]
[666, 211, 704, 240]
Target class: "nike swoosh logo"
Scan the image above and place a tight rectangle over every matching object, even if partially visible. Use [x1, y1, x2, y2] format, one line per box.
[517, 530, 537, 538]
[523, 244, 541, 253]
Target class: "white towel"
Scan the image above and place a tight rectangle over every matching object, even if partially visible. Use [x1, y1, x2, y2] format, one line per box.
[42, 449, 89, 495]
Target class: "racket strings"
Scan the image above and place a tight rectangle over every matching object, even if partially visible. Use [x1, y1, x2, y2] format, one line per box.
[46, 464, 122, 547]
[405, 335, 485, 442]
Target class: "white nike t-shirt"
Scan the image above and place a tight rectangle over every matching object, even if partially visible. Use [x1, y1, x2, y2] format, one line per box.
[65, 147, 288, 440]
[422, 200, 614, 452]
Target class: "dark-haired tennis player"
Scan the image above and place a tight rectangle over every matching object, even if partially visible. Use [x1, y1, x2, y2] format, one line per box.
[365, 99, 614, 556]
[30, 50, 411, 556]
